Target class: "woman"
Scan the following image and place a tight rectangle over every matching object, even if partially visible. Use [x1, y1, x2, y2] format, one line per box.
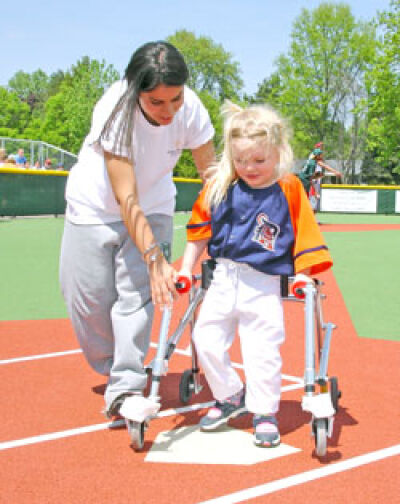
[59, 41, 215, 418]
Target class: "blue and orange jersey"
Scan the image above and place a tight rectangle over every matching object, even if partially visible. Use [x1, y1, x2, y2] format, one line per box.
[186, 174, 332, 276]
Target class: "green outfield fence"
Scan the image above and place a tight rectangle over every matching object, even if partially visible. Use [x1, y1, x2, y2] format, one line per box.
[0, 167, 202, 217]
[1, 166, 400, 216]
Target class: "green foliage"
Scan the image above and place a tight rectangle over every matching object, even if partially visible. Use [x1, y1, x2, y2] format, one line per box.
[39, 57, 120, 153]
[1, 20, 398, 184]
[8, 69, 49, 112]
[366, 0, 400, 180]
[254, 2, 376, 178]
[167, 30, 243, 101]
[0, 87, 30, 133]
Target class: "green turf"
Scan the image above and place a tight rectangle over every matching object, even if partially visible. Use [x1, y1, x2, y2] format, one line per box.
[171, 212, 191, 261]
[0, 217, 67, 321]
[1, 213, 399, 343]
[0, 214, 191, 322]
[324, 230, 400, 341]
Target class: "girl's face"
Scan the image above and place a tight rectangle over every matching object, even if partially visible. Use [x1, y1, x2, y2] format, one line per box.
[138, 84, 184, 126]
[231, 138, 280, 189]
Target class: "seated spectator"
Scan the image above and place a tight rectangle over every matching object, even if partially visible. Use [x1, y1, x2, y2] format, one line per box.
[14, 148, 27, 167]
[56, 163, 64, 171]
[0, 148, 7, 167]
[6, 156, 16, 165]
[44, 158, 52, 169]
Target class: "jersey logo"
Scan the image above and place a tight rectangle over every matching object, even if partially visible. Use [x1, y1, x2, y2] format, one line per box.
[252, 213, 280, 251]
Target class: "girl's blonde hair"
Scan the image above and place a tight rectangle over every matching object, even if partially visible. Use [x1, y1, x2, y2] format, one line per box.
[205, 101, 293, 208]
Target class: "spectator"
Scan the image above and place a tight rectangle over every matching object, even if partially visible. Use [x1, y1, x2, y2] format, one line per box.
[0, 148, 7, 167]
[44, 159, 52, 169]
[14, 149, 27, 167]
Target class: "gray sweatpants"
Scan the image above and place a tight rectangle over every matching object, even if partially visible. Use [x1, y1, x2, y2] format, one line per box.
[59, 214, 172, 413]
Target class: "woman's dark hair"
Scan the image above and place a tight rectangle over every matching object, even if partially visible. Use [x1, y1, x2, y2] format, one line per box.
[100, 41, 189, 159]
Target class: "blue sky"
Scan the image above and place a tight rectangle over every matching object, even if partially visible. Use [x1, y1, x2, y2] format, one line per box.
[2, 0, 392, 95]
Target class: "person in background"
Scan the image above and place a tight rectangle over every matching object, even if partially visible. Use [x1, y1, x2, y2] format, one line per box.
[59, 41, 215, 420]
[178, 101, 332, 448]
[0, 148, 7, 166]
[297, 147, 342, 206]
[14, 148, 27, 167]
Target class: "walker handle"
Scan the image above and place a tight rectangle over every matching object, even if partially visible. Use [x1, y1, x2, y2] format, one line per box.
[175, 275, 192, 294]
[291, 274, 314, 300]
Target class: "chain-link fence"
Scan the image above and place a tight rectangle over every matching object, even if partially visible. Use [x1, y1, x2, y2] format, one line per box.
[0, 137, 77, 170]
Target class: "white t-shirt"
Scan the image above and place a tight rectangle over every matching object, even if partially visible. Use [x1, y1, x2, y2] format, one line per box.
[65, 80, 214, 224]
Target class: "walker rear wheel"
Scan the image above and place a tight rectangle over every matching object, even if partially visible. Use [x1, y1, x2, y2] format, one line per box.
[126, 419, 145, 451]
[329, 376, 341, 412]
[314, 418, 328, 457]
[179, 370, 195, 404]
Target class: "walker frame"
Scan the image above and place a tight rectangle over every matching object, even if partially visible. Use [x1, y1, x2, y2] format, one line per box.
[126, 259, 340, 458]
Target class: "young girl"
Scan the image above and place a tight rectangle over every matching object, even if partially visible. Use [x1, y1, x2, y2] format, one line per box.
[179, 101, 333, 447]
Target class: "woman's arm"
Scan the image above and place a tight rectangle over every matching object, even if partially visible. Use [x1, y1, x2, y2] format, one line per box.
[105, 152, 176, 306]
[191, 140, 216, 181]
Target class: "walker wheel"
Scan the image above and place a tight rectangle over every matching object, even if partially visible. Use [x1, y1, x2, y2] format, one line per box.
[329, 376, 341, 412]
[313, 418, 328, 457]
[179, 370, 195, 404]
[126, 419, 145, 451]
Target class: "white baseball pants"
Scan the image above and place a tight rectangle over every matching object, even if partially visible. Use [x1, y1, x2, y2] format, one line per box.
[193, 259, 285, 415]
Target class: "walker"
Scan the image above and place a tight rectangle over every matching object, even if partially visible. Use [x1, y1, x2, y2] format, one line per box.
[123, 259, 341, 458]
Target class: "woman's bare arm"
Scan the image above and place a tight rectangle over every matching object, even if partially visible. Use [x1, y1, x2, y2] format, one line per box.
[104, 152, 176, 305]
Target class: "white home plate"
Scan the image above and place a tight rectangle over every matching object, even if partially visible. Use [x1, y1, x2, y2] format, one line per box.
[145, 425, 300, 465]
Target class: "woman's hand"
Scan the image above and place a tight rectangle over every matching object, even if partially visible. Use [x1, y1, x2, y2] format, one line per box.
[147, 252, 178, 307]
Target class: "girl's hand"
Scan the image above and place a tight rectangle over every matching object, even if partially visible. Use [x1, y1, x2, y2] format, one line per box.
[147, 254, 177, 307]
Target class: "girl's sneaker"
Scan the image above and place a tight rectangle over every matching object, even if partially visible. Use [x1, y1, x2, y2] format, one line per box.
[253, 415, 280, 447]
[200, 390, 247, 431]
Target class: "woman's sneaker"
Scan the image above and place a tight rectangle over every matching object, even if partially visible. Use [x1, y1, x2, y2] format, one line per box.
[200, 390, 247, 431]
[253, 415, 280, 447]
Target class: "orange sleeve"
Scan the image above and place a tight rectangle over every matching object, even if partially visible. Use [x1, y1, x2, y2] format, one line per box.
[186, 187, 212, 241]
[279, 174, 333, 275]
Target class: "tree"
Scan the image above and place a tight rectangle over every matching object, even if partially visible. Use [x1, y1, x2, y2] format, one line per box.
[253, 2, 376, 181]
[39, 57, 119, 153]
[366, 0, 400, 181]
[167, 31, 243, 177]
[167, 30, 243, 101]
[8, 69, 50, 113]
[0, 87, 30, 135]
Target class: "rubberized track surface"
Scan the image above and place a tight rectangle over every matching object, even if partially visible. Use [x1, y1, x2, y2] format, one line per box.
[1, 225, 399, 504]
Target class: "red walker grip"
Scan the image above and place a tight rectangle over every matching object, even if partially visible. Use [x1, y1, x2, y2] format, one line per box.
[175, 275, 192, 294]
[291, 280, 307, 299]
